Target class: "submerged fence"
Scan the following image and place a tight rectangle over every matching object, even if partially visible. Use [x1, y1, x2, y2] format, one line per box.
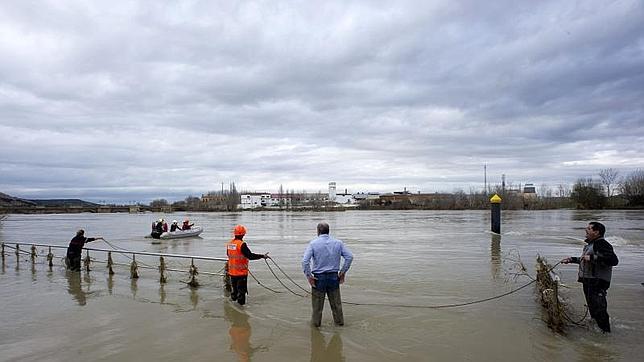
[1, 241, 229, 287]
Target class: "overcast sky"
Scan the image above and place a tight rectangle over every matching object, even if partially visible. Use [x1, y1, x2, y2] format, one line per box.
[1, 0, 643, 203]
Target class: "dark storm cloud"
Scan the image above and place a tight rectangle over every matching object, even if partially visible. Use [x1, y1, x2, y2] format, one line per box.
[1, 0, 643, 202]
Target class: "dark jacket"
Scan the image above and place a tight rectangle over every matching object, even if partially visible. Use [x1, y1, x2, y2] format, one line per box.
[67, 236, 96, 257]
[571, 237, 618, 289]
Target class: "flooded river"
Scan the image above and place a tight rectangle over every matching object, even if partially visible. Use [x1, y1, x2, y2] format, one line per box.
[1, 210, 643, 361]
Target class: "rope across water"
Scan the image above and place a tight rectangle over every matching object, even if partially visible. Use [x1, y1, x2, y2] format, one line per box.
[3, 241, 584, 317]
[261, 257, 569, 310]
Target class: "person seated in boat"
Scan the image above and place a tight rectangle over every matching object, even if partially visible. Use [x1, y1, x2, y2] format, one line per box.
[170, 220, 182, 232]
[182, 219, 194, 230]
[162, 219, 168, 232]
[151, 219, 164, 239]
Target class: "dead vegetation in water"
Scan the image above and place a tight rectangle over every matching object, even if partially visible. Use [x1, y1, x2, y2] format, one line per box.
[503, 250, 584, 334]
[535, 255, 567, 333]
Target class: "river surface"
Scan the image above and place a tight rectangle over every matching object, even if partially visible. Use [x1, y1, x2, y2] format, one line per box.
[1, 210, 643, 361]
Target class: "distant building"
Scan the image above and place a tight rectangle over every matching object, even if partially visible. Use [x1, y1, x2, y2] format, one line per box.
[240, 193, 293, 209]
[328, 182, 356, 206]
[522, 183, 537, 198]
[379, 193, 452, 207]
[240, 193, 271, 209]
[328, 182, 337, 202]
[353, 192, 381, 202]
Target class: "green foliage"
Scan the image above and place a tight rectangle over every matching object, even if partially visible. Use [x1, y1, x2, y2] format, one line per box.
[570, 178, 606, 209]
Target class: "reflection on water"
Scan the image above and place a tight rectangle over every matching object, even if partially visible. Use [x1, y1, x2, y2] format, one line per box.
[224, 302, 263, 362]
[1, 210, 643, 361]
[66, 271, 87, 306]
[310, 328, 344, 362]
[108, 274, 114, 295]
[190, 288, 199, 309]
[159, 285, 166, 304]
[490, 234, 501, 280]
[130, 278, 138, 299]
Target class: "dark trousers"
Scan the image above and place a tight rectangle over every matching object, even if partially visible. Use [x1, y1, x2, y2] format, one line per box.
[311, 272, 344, 327]
[583, 281, 611, 332]
[66, 254, 81, 271]
[230, 275, 248, 305]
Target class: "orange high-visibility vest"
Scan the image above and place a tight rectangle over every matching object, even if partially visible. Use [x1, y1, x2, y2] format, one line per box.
[227, 238, 249, 276]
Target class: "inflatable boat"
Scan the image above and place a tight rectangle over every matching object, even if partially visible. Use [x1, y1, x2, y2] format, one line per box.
[159, 226, 204, 239]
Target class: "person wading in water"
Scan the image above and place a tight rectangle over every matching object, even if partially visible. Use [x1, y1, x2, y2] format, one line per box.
[226, 225, 269, 306]
[66, 229, 103, 272]
[562, 221, 618, 333]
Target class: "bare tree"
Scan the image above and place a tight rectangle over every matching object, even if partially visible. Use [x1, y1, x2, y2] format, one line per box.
[599, 168, 620, 196]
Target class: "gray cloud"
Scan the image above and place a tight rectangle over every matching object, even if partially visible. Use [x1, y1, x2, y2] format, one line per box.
[1, 0, 643, 203]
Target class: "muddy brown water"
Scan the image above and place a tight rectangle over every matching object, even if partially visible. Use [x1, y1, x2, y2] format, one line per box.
[1, 210, 643, 361]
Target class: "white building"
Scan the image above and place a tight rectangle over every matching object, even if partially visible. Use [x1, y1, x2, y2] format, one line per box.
[328, 182, 337, 202]
[240, 193, 271, 209]
[328, 182, 356, 205]
[240, 193, 292, 209]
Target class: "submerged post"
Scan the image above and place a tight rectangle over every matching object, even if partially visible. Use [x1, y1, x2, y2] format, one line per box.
[84, 250, 91, 272]
[159, 256, 167, 284]
[490, 194, 502, 234]
[31, 245, 37, 264]
[107, 251, 115, 275]
[187, 258, 199, 288]
[47, 246, 54, 268]
[1, 242, 5, 263]
[130, 254, 139, 279]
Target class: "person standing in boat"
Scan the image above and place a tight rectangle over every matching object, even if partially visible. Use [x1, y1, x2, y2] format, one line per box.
[302, 222, 353, 327]
[170, 220, 181, 232]
[66, 229, 103, 272]
[226, 224, 269, 306]
[561, 221, 619, 333]
[182, 219, 194, 230]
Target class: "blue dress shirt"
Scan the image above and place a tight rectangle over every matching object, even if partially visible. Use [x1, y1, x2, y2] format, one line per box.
[302, 234, 353, 277]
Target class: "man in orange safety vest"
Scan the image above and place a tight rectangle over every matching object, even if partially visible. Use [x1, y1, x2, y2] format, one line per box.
[226, 224, 269, 305]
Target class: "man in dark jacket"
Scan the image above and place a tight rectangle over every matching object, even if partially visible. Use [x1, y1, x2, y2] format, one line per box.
[66, 229, 103, 271]
[562, 221, 619, 333]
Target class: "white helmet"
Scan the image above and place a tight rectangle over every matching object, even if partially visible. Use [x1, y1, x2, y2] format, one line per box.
[172, 220, 178, 224]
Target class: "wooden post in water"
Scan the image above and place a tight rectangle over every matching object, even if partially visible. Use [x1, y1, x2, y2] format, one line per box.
[84, 250, 91, 272]
[490, 194, 502, 234]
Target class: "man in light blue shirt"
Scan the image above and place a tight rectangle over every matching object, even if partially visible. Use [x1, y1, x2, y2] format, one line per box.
[302, 222, 353, 327]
